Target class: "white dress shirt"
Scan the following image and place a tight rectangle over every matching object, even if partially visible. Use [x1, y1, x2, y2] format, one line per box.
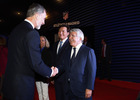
[71, 43, 82, 58]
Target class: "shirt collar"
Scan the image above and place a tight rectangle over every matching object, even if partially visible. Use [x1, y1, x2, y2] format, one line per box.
[60, 37, 68, 43]
[24, 19, 34, 29]
[60, 37, 68, 45]
[72, 43, 82, 50]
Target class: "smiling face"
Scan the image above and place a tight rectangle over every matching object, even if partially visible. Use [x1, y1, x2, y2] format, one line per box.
[58, 27, 69, 41]
[69, 31, 82, 47]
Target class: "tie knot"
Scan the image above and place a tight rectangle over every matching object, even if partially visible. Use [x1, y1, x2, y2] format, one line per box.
[73, 48, 76, 56]
[71, 47, 76, 60]
[58, 41, 63, 54]
[60, 41, 63, 45]
[73, 48, 76, 54]
[59, 41, 63, 47]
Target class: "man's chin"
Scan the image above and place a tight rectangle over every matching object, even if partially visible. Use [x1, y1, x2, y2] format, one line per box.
[70, 43, 75, 47]
[36, 26, 41, 30]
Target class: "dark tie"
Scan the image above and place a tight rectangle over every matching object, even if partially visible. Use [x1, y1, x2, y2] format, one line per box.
[58, 41, 63, 53]
[71, 48, 76, 65]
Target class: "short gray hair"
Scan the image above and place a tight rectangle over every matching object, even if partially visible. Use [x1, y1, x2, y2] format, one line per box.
[70, 28, 84, 42]
[26, 3, 46, 17]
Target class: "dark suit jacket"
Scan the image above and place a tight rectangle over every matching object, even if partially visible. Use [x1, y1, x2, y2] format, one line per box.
[100, 44, 112, 62]
[2, 21, 52, 100]
[35, 47, 53, 83]
[63, 45, 97, 98]
[52, 39, 70, 82]
[52, 39, 70, 100]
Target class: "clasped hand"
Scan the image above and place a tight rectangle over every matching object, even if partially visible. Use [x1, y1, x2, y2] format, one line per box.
[51, 66, 58, 77]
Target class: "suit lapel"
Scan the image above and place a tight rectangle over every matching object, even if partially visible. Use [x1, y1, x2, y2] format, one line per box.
[57, 39, 69, 55]
[71, 45, 84, 65]
[68, 47, 71, 67]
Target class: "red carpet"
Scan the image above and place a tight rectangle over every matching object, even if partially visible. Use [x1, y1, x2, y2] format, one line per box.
[34, 78, 140, 100]
[93, 78, 140, 100]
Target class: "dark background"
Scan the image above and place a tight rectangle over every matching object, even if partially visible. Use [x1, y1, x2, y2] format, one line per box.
[0, 0, 140, 83]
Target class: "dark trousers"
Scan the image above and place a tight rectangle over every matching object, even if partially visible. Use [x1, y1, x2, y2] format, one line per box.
[100, 58, 111, 80]
[54, 81, 67, 100]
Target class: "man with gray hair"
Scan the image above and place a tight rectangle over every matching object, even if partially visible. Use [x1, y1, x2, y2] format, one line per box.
[2, 3, 58, 100]
[61, 28, 97, 100]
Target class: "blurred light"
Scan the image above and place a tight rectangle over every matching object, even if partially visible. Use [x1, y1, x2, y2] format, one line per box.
[46, 15, 48, 19]
[56, 0, 63, 3]
[17, 12, 21, 15]
[46, 13, 50, 19]
[14, 11, 23, 16]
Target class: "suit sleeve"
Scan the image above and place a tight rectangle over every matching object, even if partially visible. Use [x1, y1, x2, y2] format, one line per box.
[86, 49, 97, 90]
[25, 30, 52, 78]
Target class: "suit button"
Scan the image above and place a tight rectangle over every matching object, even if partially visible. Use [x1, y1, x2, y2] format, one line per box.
[68, 78, 70, 83]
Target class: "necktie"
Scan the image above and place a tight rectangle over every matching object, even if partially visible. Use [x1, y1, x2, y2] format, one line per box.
[71, 48, 76, 64]
[58, 41, 63, 53]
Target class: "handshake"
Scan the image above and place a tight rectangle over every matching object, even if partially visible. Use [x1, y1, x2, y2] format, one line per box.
[51, 66, 58, 77]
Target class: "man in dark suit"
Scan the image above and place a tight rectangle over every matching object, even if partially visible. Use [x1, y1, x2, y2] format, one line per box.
[2, 3, 58, 100]
[99, 39, 112, 81]
[52, 25, 70, 100]
[62, 28, 97, 100]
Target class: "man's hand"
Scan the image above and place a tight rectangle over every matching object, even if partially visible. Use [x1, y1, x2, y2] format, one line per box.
[51, 66, 58, 77]
[85, 89, 92, 98]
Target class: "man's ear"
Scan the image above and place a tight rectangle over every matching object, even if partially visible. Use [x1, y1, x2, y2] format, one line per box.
[80, 37, 82, 41]
[35, 13, 40, 19]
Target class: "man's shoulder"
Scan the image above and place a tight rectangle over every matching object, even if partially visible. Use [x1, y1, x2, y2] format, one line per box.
[82, 45, 94, 51]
